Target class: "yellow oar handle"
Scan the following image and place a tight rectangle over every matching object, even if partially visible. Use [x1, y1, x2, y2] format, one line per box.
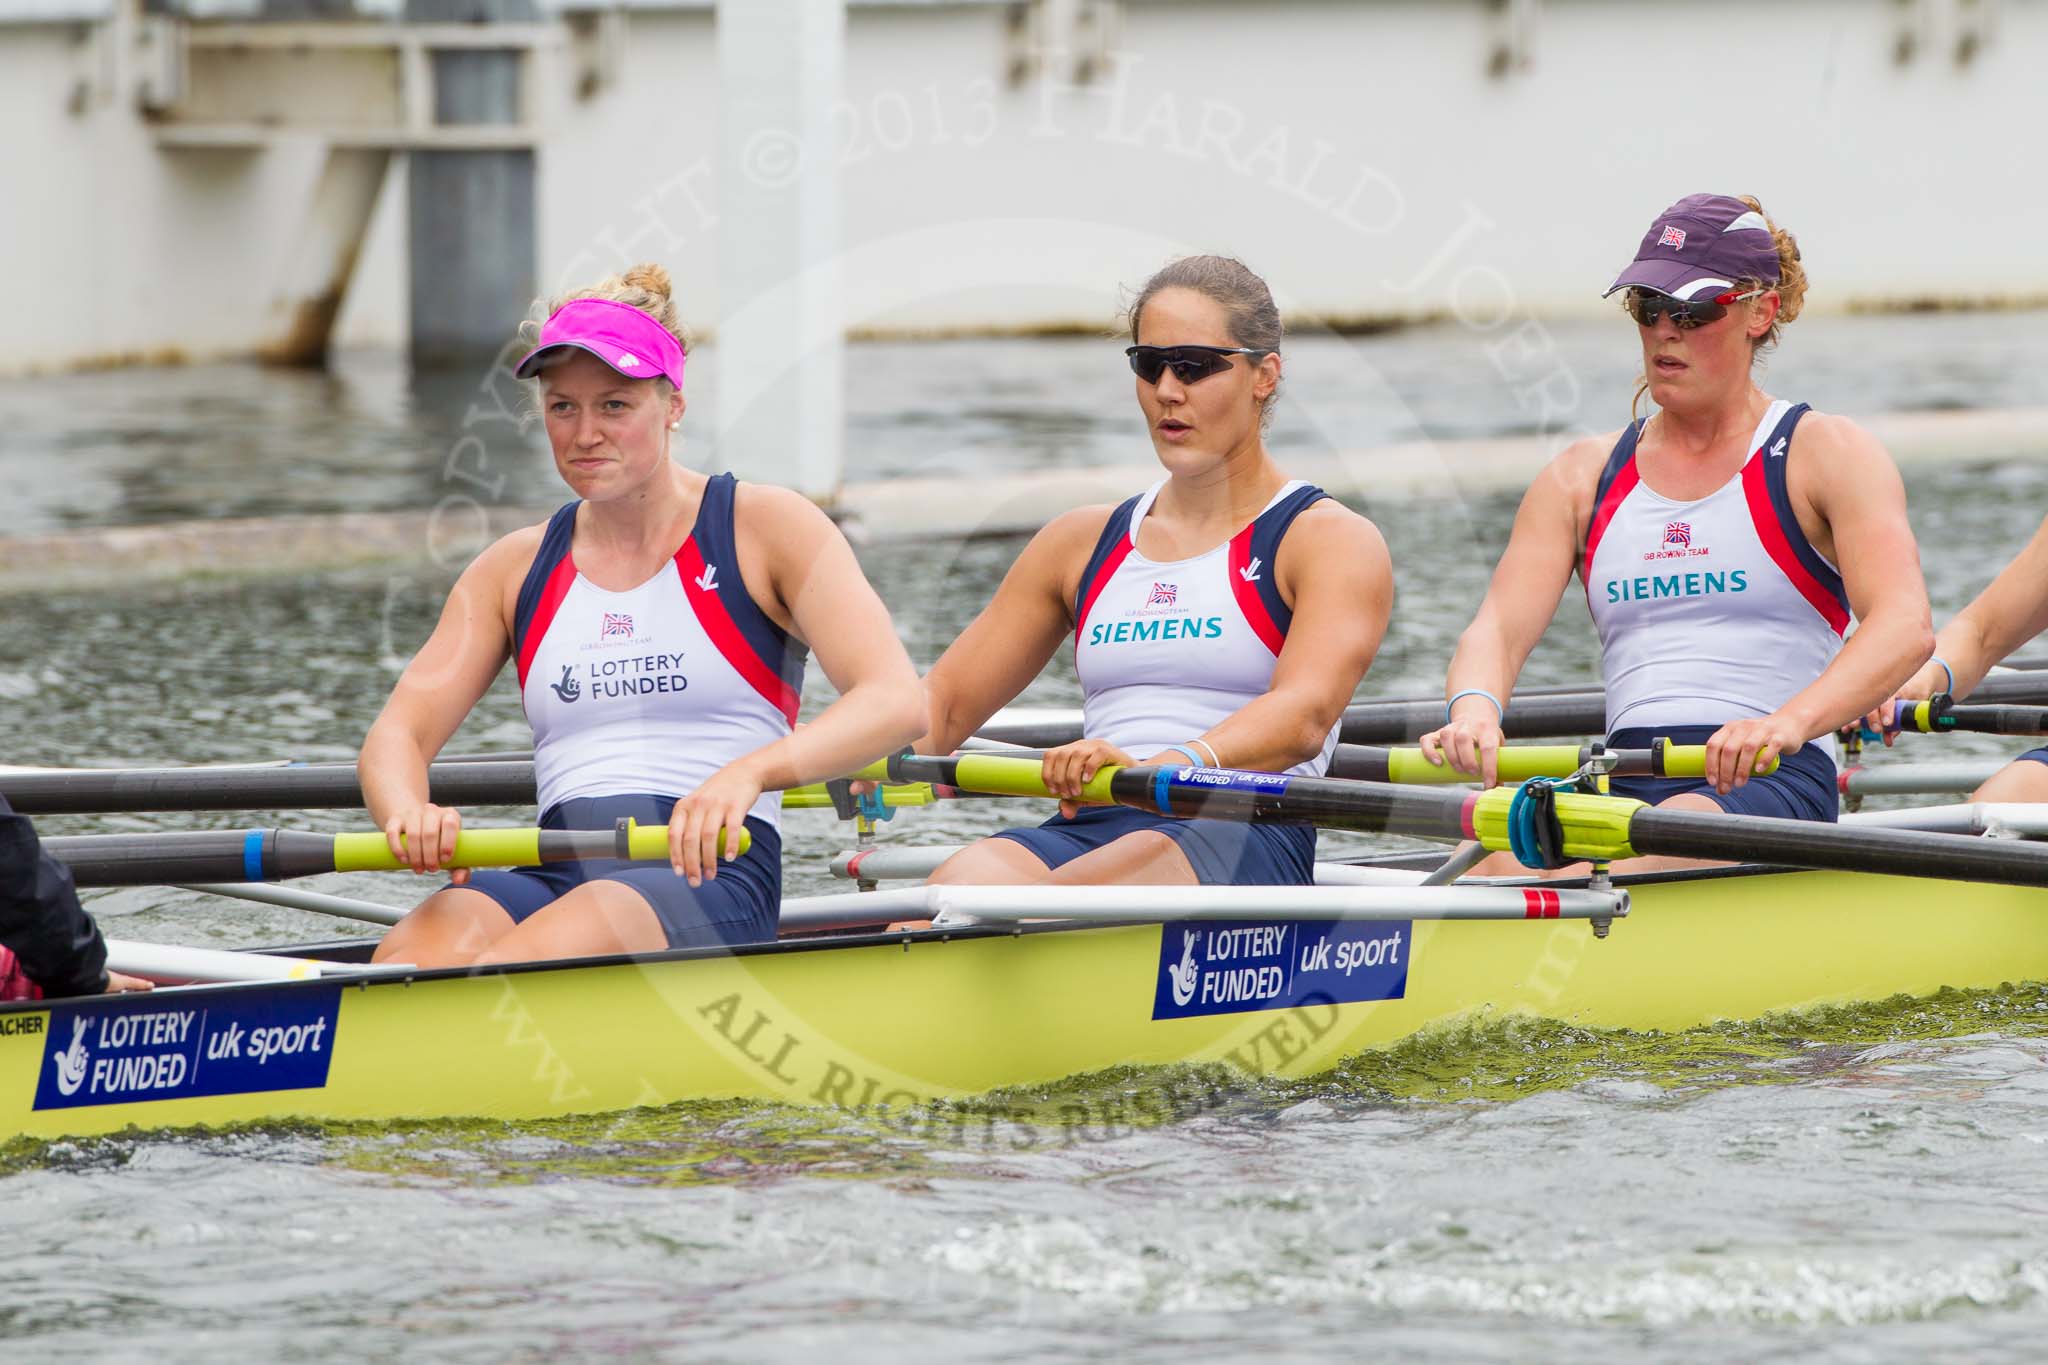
[849, 753, 1120, 804]
[1383, 743, 1778, 785]
[1384, 745, 1585, 785]
[781, 784, 936, 810]
[331, 820, 750, 872]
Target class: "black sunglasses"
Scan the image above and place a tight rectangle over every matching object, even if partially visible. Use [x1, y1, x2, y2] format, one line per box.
[1125, 344, 1271, 385]
[1621, 286, 1764, 330]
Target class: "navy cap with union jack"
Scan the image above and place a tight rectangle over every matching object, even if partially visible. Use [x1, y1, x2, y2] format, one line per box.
[1604, 194, 1782, 302]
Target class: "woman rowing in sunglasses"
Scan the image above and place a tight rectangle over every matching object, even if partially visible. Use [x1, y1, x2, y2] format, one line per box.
[1420, 194, 1931, 845]
[908, 255, 1391, 889]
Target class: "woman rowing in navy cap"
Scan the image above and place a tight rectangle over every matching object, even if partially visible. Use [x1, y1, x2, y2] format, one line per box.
[1421, 195, 1932, 853]
[363, 264, 923, 967]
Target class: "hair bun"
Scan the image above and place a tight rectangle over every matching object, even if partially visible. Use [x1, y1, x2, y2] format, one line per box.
[620, 263, 673, 302]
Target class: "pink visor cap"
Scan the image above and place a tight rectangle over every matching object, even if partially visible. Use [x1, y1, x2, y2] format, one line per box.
[514, 298, 686, 389]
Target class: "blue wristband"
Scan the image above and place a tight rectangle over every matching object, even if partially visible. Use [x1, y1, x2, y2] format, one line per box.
[1446, 689, 1505, 725]
[1930, 655, 1955, 696]
[1159, 745, 1206, 769]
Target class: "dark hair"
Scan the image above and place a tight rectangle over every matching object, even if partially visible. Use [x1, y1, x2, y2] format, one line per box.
[1127, 254, 1282, 351]
[1126, 255, 1283, 425]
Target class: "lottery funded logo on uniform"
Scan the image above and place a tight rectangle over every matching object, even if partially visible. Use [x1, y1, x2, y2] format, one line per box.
[558, 609, 689, 702]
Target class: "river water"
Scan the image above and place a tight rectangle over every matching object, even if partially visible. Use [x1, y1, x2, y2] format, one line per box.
[6, 313, 2048, 1359]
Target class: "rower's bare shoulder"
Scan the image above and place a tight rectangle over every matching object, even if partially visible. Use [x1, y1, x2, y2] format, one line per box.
[1287, 497, 1388, 562]
[465, 521, 548, 582]
[732, 480, 838, 537]
[1012, 504, 1118, 569]
[1790, 410, 1894, 469]
[1541, 430, 1621, 498]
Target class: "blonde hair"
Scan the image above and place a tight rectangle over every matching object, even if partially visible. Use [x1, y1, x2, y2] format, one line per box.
[520, 263, 690, 384]
[1628, 196, 1807, 422]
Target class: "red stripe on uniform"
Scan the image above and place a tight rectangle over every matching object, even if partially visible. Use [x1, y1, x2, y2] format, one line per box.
[1074, 536, 1133, 641]
[1740, 460, 1850, 636]
[1228, 526, 1284, 656]
[674, 538, 801, 725]
[1582, 456, 1639, 577]
[515, 554, 578, 690]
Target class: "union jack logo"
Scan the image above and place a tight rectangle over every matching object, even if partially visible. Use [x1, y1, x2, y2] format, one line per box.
[1663, 522, 1692, 547]
[1658, 225, 1687, 249]
[1147, 582, 1178, 606]
[601, 612, 635, 639]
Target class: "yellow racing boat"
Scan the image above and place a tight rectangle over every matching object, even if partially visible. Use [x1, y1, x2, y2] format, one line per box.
[4, 857, 2047, 1141]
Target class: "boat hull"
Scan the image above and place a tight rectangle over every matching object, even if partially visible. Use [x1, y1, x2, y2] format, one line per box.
[4, 864, 2045, 1140]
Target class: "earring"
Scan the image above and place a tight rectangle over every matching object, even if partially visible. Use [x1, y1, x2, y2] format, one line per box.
[669, 421, 680, 430]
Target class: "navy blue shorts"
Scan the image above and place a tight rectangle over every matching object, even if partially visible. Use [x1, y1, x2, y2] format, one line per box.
[455, 794, 782, 950]
[990, 805, 1316, 885]
[1604, 725, 1838, 822]
[2018, 748, 2048, 766]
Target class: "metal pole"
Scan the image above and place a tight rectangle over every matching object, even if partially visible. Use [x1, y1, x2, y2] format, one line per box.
[404, 0, 539, 367]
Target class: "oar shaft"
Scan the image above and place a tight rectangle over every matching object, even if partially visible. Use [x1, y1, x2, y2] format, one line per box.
[2, 762, 947, 817]
[1625, 806, 2048, 886]
[0, 761, 537, 815]
[865, 752, 1478, 840]
[1896, 699, 2048, 736]
[1339, 672, 2048, 745]
[876, 750, 2048, 892]
[48, 822, 743, 887]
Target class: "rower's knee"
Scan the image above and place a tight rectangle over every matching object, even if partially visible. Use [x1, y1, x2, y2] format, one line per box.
[925, 839, 1049, 886]
[1973, 759, 2048, 804]
[371, 889, 509, 967]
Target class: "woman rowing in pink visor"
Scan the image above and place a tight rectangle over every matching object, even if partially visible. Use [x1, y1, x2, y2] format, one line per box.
[363, 264, 922, 968]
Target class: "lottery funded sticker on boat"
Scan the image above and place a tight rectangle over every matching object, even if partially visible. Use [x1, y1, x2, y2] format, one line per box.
[34, 984, 343, 1111]
[1153, 918, 1408, 1020]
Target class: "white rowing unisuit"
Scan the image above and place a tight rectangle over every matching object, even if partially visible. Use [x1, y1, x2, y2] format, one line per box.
[1072, 479, 1336, 776]
[511, 473, 806, 827]
[1582, 399, 1849, 752]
